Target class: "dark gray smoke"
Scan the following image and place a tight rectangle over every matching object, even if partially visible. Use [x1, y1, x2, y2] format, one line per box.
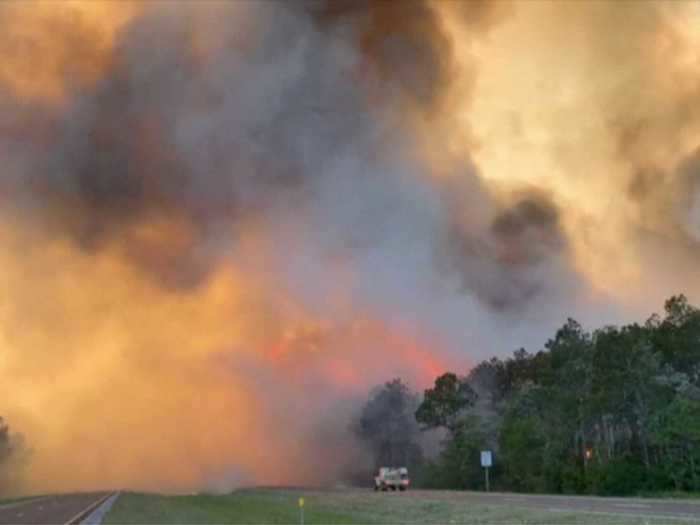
[309, 0, 454, 111]
[442, 188, 573, 312]
[0, 0, 569, 314]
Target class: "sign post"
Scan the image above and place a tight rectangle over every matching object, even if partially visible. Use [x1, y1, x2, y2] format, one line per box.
[298, 497, 305, 525]
[480, 450, 492, 492]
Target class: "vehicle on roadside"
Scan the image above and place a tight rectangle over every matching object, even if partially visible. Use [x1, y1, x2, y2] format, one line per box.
[374, 467, 409, 491]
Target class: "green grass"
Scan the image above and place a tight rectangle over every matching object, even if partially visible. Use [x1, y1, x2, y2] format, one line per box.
[104, 491, 363, 524]
[105, 489, 698, 524]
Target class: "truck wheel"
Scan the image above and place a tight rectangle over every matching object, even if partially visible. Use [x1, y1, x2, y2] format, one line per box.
[399, 486, 406, 491]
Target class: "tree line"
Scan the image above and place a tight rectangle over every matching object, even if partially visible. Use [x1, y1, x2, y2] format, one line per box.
[354, 295, 700, 495]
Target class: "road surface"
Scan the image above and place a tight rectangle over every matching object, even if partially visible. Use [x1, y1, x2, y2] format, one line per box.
[0, 493, 111, 525]
[402, 490, 700, 521]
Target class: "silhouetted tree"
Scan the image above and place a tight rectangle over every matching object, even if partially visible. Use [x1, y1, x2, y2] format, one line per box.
[355, 379, 423, 469]
[415, 372, 477, 433]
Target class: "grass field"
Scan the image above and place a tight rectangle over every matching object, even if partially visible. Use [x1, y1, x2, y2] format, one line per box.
[104, 489, 697, 524]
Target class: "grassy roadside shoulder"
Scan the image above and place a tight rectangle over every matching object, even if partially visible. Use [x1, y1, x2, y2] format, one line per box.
[104, 491, 364, 524]
[104, 489, 697, 525]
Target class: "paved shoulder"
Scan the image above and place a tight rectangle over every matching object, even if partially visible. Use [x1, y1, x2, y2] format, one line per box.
[0, 493, 110, 525]
[81, 493, 120, 525]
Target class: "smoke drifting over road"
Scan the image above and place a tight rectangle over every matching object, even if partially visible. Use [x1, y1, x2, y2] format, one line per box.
[0, 0, 699, 493]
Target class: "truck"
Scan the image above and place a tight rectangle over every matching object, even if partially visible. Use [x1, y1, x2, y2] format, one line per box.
[374, 467, 410, 491]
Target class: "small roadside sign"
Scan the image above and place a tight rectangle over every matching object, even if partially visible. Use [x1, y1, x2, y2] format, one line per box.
[481, 450, 492, 492]
[298, 498, 304, 508]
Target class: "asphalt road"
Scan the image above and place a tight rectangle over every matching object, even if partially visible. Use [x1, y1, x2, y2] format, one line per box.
[405, 490, 700, 521]
[0, 493, 110, 525]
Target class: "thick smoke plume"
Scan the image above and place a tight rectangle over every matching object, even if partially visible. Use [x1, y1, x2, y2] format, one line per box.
[0, 0, 699, 493]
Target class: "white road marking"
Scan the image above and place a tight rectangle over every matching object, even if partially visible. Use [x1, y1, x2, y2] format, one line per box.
[81, 493, 121, 525]
[615, 503, 651, 509]
[62, 494, 113, 525]
[64, 492, 119, 525]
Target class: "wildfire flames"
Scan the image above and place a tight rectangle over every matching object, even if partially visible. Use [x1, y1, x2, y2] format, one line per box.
[0, 0, 699, 493]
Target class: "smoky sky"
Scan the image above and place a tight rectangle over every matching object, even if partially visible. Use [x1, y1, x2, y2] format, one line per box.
[3, 0, 700, 494]
[0, 0, 572, 312]
[444, 189, 571, 312]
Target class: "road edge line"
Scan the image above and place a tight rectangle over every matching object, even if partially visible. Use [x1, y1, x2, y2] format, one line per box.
[63, 493, 115, 525]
